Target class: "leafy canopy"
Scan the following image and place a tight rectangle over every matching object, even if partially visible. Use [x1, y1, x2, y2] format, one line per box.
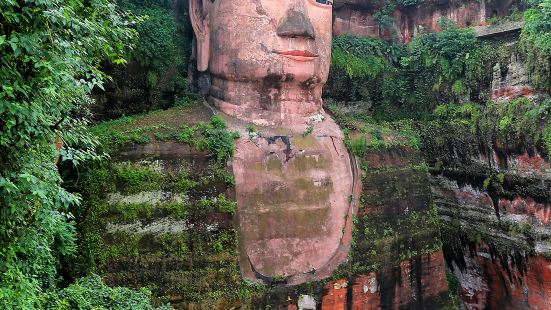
[521, 0, 551, 90]
[0, 0, 137, 307]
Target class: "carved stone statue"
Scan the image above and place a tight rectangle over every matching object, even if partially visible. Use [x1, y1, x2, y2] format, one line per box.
[190, 0, 358, 284]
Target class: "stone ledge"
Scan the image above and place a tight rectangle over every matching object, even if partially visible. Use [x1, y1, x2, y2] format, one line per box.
[473, 21, 524, 38]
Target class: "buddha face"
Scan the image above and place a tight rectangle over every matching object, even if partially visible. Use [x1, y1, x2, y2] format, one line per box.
[190, 0, 333, 85]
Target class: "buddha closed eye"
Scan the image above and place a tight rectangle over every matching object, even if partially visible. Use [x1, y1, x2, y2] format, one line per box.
[315, 0, 332, 5]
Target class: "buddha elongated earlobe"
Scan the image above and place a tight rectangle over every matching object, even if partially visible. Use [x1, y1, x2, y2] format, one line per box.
[189, 0, 210, 71]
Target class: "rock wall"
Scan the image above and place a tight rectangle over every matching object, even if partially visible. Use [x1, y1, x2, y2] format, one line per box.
[314, 145, 451, 309]
[73, 104, 271, 309]
[491, 52, 536, 101]
[231, 118, 356, 285]
[421, 115, 551, 309]
[317, 251, 449, 309]
[333, 0, 522, 42]
[223, 141, 452, 309]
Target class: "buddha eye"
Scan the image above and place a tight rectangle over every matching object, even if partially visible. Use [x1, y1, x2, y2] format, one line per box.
[315, 0, 333, 5]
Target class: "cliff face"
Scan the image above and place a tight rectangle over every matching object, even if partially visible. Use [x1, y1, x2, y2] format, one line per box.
[73, 104, 266, 308]
[315, 145, 451, 309]
[421, 113, 551, 309]
[333, 0, 521, 42]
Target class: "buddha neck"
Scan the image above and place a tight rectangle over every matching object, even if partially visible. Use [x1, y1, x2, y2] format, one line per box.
[208, 76, 324, 126]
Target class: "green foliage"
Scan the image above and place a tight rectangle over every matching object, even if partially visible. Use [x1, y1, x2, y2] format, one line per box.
[47, 274, 170, 309]
[398, 20, 486, 110]
[374, 4, 396, 30]
[133, 7, 176, 68]
[0, 0, 136, 307]
[479, 98, 551, 144]
[114, 162, 163, 194]
[172, 169, 198, 194]
[325, 36, 403, 103]
[198, 194, 237, 215]
[107, 203, 154, 222]
[326, 23, 496, 115]
[331, 48, 388, 79]
[544, 121, 551, 155]
[332, 35, 404, 63]
[393, 0, 422, 6]
[179, 115, 240, 165]
[423, 98, 551, 174]
[302, 125, 313, 137]
[327, 102, 422, 152]
[521, 0, 551, 90]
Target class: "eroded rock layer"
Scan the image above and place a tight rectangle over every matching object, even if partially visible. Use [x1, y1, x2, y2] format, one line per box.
[315, 145, 451, 309]
[422, 114, 551, 309]
[333, 0, 522, 42]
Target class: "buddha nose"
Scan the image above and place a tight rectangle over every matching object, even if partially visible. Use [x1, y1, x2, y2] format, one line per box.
[276, 6, 315, 39]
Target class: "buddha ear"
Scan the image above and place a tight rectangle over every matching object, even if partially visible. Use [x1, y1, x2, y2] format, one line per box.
[189, 0, 210, 71]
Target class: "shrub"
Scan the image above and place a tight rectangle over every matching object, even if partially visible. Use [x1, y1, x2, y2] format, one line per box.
[0, 1, 136, 307]
[48, 274, 171, 309]
[521, 0, 551, 90]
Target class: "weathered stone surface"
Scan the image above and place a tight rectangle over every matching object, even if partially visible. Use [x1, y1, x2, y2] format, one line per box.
[190, 0, 333, 126]
[448, 242, 551, 310]
[500, 196, 551, 226]
[491, 52, 536, 101]
[426, 122, 551, 309]
[316, 144, 451, 309]
[333, 0, 521, 43]
[189, 0, 359, 285]
[232, 117, 356, 284]
[321, 279, 348, 310]
[473, 21, 523, 38]
[320, 252, 450, 309]
[297, 294, 316, 310]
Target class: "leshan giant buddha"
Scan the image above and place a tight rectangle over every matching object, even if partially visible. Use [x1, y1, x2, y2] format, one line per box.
[189, 0, 358, 285]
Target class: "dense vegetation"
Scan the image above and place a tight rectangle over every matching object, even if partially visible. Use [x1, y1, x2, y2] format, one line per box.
[521, 0, 551, 91]
[325, 0, 551, 150]
[325, 20, 498, 116]
[0, 0, 171, 308]
[93, 0, 194, 119]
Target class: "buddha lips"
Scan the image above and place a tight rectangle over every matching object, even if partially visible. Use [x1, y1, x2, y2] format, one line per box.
[275, 50, 319, 61]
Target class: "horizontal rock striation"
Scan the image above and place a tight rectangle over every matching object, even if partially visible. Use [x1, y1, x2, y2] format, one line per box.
[422, 116, 551, 309]
[333, 0, 522, 42]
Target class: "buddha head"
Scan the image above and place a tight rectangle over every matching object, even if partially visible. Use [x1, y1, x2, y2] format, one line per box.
[189, 0, 333, 125]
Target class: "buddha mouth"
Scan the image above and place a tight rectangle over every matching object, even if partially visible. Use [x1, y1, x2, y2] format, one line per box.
[275, 50, 319, 61]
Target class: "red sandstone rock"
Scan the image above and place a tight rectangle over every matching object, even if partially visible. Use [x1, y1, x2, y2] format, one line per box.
[320, 252, 450, 309]
[513, 151, 551, 175]
[189, 0, 358, 285]
[321, 279, 348, 310]
[454, 242, 551, 309]
[492, 85, 535, 101]
[333, 0, 518, 43]
[351, 273, 381, 310]
[500, 197, 551, 226]
[232, 117, 356, 284]
[190, 0, 333, 126]
[526, 256, 551, 310]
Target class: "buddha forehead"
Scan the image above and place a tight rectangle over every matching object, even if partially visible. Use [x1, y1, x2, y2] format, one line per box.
[208, 0, 333, 19]
[209, 0, 333, 11]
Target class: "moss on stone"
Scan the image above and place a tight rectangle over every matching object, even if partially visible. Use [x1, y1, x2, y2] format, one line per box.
[290, 135, 317, 149]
